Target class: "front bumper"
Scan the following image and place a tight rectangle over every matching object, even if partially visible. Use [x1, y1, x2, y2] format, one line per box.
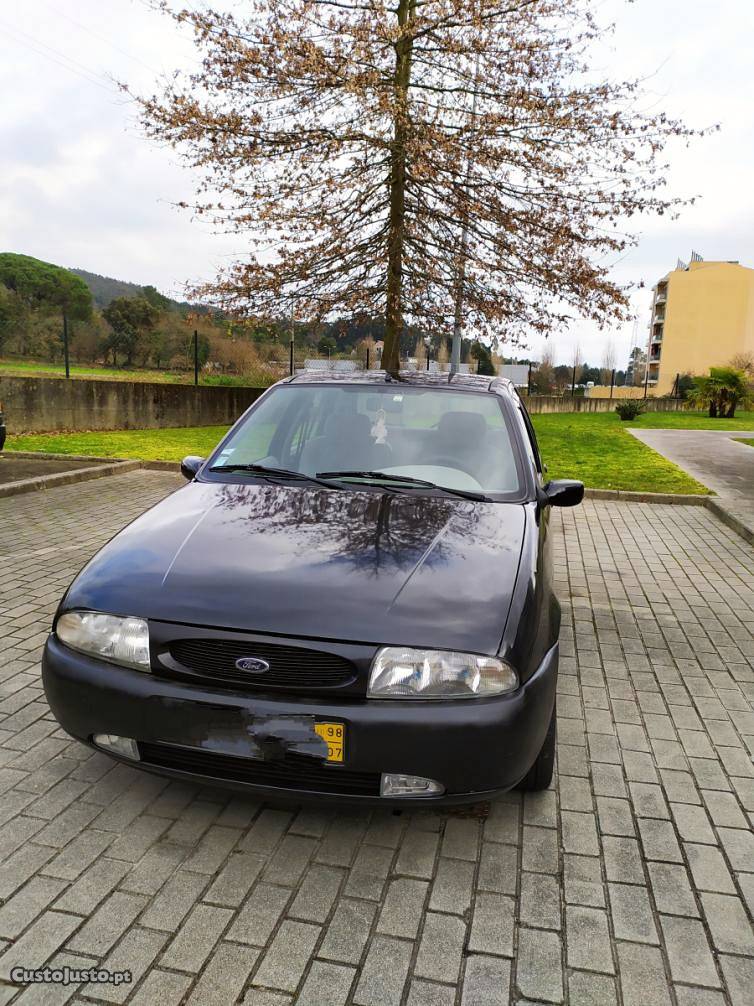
[42, 635, 558, 805]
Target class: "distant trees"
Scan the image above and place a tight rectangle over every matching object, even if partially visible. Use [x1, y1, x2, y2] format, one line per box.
[102, 297, 159, 367]
[0, 253, 92, 323]
[470, 341, 495, 377]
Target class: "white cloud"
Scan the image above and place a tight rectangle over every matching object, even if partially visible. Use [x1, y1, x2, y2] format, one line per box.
[0, 0, 751, 369]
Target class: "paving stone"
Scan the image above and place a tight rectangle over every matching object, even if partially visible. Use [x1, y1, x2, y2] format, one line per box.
[460, 955, 511, 1006]
[95, 927, 169, 1003]
[205, 851, 266, 907]
[516, 927, 563, 1003]
[353, 935, 412, 1006]
[344, 843, 393, 900]
[138, 869, 208, 931]
[565, 906, 615, 974]
[394, 828, 440, 878]
[477, 841, 517, 896]
[602, 836, 645, 884]
[562, 810, 600, 855]
[0, 875, 67, 940]
[252, 920, 320, 993]
[564, 853, 606, 906]
[568, 970, 618, 1006]
[415, 912, 466, 984]
[468, 893, 514, 957]
[521, 825, 559, 874]
[520, 871, 562, 930]
[717, 826, 754, 870]
[637, 818, 683, 863]
[608, 883, 659, 944]
[226, 883, 291, 946]
[378, 877, 429, 937]
[719, 955, 754, 1006]
[685, 843, 736, 894]
[659, 915, 720, 988]
[616, 942, 672, 1006]
[127, 968, 193, 1006]
[159, 903, 233, 972]
[699, 892, 754, 955]
[297, 961, 356, 1006]
[319, 898, 376, 965]
[67, 890, 147, 956]
[290, 864, 344, 923]
[646, 862, 699, 916]
[0, 911, 82, 982]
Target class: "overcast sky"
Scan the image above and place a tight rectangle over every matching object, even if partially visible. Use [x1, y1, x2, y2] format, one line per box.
[0, 0, 751, 367]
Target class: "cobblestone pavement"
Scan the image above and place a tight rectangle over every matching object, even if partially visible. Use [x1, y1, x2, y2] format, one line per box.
[1, 471, 753, 1005]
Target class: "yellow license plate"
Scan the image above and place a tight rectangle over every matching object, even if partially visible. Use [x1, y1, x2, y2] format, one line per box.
[315, 722, 345, 763]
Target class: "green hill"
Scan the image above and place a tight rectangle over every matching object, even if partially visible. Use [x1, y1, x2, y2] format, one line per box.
[70, 267, 202, 314]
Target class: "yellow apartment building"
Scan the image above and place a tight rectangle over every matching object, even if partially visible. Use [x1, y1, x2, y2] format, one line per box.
[646, 255, 754, 395]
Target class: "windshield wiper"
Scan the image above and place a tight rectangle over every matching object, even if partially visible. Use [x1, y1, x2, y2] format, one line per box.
[209, 463, 343, 491]
[315, 470, 490, 502]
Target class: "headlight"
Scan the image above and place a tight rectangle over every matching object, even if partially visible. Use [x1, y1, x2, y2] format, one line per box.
[56, 611, 150, 672]
[368, 647, 518, 699]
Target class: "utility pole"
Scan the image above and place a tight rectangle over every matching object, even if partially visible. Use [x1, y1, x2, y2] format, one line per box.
[289, 310, 295, 376]
[450, 53, 481, 374]
[63, 314, 70, 379]
[193, 330, 199, 386]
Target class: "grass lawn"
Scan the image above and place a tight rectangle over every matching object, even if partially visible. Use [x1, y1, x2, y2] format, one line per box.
[5, 426, 230, 463]
[6, 408, 731, 494]
[629, 410, 754, 431]
[530, 412, 710, 494]
[734, 438, 754, 448]
[0, 358, 261, 387]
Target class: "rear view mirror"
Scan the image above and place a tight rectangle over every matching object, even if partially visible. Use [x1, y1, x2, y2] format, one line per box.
[180, 456, 205, 481]
[541, 479, 584, 508]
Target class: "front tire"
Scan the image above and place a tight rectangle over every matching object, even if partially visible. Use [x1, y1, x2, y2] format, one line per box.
[517, 701, 556, 791]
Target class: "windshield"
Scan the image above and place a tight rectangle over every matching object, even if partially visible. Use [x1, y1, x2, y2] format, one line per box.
[208, 384, 523, 496]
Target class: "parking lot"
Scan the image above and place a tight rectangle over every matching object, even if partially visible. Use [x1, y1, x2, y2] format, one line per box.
[1, 470, 753, 1005]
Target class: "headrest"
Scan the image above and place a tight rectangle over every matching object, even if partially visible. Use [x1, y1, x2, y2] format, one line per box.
[437, 411, 488, 443]
[323, 412, 372, 439]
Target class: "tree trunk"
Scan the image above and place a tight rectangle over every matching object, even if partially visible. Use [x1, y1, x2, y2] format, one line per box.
[709, 400, 717, 418]
[383, 0, 416, 374]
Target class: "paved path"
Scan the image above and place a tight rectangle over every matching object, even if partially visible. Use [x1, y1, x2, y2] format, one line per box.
[629, 428, 754, 537]
[1, 471, 753, 1004]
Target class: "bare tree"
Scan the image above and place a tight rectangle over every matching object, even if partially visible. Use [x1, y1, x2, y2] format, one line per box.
[600, 337, 617, 386]
[131, 1, 705, 372]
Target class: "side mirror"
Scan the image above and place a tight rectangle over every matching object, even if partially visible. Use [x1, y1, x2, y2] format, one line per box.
[541, 479, 584, 508]
[180, 455, 205, 481]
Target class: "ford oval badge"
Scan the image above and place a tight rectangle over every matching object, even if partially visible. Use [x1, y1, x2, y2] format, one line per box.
[235, 657, 270, 674]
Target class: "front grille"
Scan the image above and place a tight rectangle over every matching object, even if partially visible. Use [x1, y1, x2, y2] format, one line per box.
[139, 742, 381, 796]
[165, 638, 357, 692]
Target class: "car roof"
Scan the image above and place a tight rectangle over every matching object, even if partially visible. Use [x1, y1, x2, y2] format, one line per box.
[286, 369, 516, 396]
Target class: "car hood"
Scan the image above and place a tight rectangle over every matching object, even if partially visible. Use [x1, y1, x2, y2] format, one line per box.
[63, 481, 526, 653]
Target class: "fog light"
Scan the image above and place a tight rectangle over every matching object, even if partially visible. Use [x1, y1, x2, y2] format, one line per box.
[93, 734, 140, 761]
[380, 773, 444, 798]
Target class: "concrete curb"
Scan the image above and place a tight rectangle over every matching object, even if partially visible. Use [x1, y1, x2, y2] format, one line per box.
[705, 498, 754, 548]
[0, 459, 142, 499]
[583, 488, 710, 505]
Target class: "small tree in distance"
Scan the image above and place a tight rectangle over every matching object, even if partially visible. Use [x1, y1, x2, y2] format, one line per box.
[131, 1, 706, 371]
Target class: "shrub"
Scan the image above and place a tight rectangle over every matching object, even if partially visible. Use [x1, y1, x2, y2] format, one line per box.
[615, 399, 646, 421]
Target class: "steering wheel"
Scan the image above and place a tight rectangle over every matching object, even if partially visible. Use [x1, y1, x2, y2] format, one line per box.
[423, 455, 469, 473]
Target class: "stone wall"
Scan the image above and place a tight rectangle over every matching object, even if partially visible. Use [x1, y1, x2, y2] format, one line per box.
[523, 394, 682, 414]
[0, 374, 683, 433]
[0, 376, 265, 433]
